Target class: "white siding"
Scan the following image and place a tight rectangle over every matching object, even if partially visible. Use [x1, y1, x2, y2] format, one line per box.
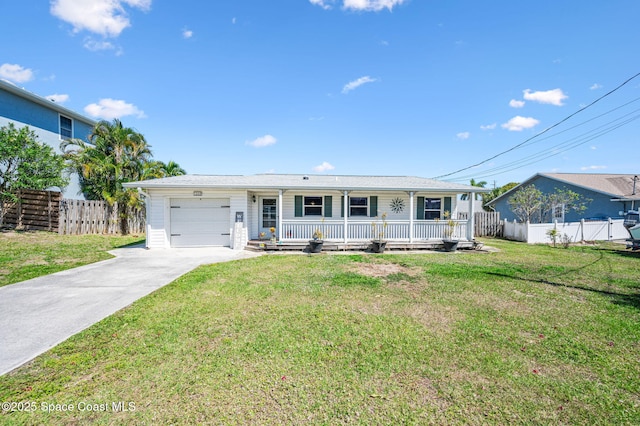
[146, 195, 168, 248]
[145, 189, 248, 248]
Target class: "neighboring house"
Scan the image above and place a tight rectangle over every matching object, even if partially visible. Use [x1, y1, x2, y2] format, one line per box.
[487, 173, 640, 222]
[0, 79, 96, 199]
[123, 174, 490, 249]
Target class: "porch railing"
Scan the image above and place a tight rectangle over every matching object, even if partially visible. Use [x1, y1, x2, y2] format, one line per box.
[280, 220, 468, 242]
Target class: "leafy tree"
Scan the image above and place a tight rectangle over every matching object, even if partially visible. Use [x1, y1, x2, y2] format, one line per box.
[62, 119, 151, 234]
[483, 182, 519, 208]
[0, 123, 68, 226]
[507, 184, 591, 223]
[507, 185, 544, 223]
[543, 189, 591, 222]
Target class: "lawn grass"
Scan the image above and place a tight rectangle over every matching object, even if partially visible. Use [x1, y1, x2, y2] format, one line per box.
[1, 239, 639, 424]
[0, 231, 144, 287]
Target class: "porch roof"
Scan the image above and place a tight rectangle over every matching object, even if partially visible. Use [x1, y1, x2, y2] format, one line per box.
[124, 174, 489, 193]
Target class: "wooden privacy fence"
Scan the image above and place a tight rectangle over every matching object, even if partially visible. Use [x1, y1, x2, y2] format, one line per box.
[0, 189, 145, 235]
[458, 211, 502, 237]
[1, 189, 61, 232]
[59, 199, 145, 235]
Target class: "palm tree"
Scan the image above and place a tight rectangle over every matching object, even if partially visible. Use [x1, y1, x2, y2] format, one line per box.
[461, 178, 488, 201]
[142, 160, 186, 180]
[62, 119, 152, 234]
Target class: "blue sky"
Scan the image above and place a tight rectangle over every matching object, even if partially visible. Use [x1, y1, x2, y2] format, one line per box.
[2, 0, 640, 188]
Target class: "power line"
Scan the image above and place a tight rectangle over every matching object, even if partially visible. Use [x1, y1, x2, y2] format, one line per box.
[448, 106, 640, 182]
[450, 112, 640, 182]
[432, 71, 640, 180]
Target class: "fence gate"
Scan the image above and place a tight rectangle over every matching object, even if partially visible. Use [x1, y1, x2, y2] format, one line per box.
[458, 211, 502, 237]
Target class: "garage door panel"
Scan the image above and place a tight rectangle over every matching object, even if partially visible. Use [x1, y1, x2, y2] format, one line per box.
[170, 198, 230, 247]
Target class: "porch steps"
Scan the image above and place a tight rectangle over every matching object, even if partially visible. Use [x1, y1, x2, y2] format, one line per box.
[245, 240, 479, 252]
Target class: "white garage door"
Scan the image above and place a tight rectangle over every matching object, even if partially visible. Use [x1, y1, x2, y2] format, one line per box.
[170, 198, 230, 247]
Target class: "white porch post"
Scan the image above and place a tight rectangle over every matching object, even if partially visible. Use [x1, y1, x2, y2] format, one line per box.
[343, 190, 348, 243]
[467, 191, 475, 241]
[278, 189, 283, 240]
[409, 191, 415, 243]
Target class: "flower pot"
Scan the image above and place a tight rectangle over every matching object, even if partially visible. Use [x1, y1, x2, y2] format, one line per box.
[442, 239, 459, 252]
[371, 240, 387, 253]
[308, 239, 324, 253]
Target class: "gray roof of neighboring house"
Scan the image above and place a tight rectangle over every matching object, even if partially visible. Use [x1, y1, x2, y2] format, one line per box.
[487, 172, 640, 206]
[124, 174, 490, 193]
[0, 79, 96, 126]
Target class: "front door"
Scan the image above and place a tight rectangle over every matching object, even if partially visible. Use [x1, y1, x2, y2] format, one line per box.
[261, 198, 277, 238]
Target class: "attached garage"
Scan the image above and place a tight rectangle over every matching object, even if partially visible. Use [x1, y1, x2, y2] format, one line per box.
[169, 198, 231, 247]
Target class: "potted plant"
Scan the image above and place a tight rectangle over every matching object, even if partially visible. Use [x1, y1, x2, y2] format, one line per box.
[370, 212, 388, 253]
[441, 211, 459, 252]
[308, 228, 324, 253]
[269, 227, 277, 244]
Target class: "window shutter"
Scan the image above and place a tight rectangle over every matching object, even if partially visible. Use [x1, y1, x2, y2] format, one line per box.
[444, 196, 452, 215]
[295, 195, 303, 217]
[370, 196, 378, 217]
[324, 196, 332, 217]
[417, 196, 425, 220]
[341, 196, 346, 217]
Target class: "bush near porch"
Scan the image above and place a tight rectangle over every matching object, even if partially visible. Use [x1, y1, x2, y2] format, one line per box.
[0, 239, 638, 424]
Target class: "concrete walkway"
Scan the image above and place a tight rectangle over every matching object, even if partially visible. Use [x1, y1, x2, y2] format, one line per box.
[0, 246, 261, 376]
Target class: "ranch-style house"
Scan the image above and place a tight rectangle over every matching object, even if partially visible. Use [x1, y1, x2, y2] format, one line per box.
[124, 174, 489, 250]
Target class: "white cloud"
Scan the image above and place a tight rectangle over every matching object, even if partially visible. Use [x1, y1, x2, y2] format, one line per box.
[310, 0, 405, 11]
[590, 83, 602, 90]
[309, 0, 332, 10]
[182, 28, 193, 39]
[50, 0, 151, 38]
[0, 63, 34, 83]
[342, 76, 377, 94]
[231, 17, 237, 24]
[580, 165, 607, 171]
[46, 94, 70, 103]
[313, 161, 335, 172]
[84, 98, 146, 120]
[509, 99, 525, 108]
[523, 88, 568, 106]
[480, 123, 497, 131]
[343, 0, 406, 11]
[456, 132, 470, 140]
[501, 116, 540, 132]
[83, 38, 118, 52]
[246, 134, 277, 148]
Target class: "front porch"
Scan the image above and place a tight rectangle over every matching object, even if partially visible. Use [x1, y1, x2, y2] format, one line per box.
[277, 219, 468, 242]
[247, 218, 478, 252]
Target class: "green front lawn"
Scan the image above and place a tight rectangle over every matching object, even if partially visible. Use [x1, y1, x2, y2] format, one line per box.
[0, 231, 144, 287]
[1, 239, 639, 424]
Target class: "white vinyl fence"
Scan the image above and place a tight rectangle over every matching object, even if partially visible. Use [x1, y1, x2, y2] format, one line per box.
[503, 219, 628, 244]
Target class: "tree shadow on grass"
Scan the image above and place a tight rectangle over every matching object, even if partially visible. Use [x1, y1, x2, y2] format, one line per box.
[487, 249, 640, 310]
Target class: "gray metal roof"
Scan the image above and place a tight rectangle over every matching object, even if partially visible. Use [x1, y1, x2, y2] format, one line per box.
[124, 174, 489, 193]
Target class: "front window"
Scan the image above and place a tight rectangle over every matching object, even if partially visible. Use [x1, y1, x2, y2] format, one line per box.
[60, 115, 72, 139]
[304, 196, 323, 216]
[350, 197, 368, 216]
[553, 204, 564, 221]
[425, 198, 442, 220]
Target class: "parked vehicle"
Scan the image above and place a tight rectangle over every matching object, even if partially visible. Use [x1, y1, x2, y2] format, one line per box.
[623, 210, 640, 250]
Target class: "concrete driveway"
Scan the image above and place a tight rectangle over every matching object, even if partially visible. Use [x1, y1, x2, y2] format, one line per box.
[0, 246, 261, 376]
